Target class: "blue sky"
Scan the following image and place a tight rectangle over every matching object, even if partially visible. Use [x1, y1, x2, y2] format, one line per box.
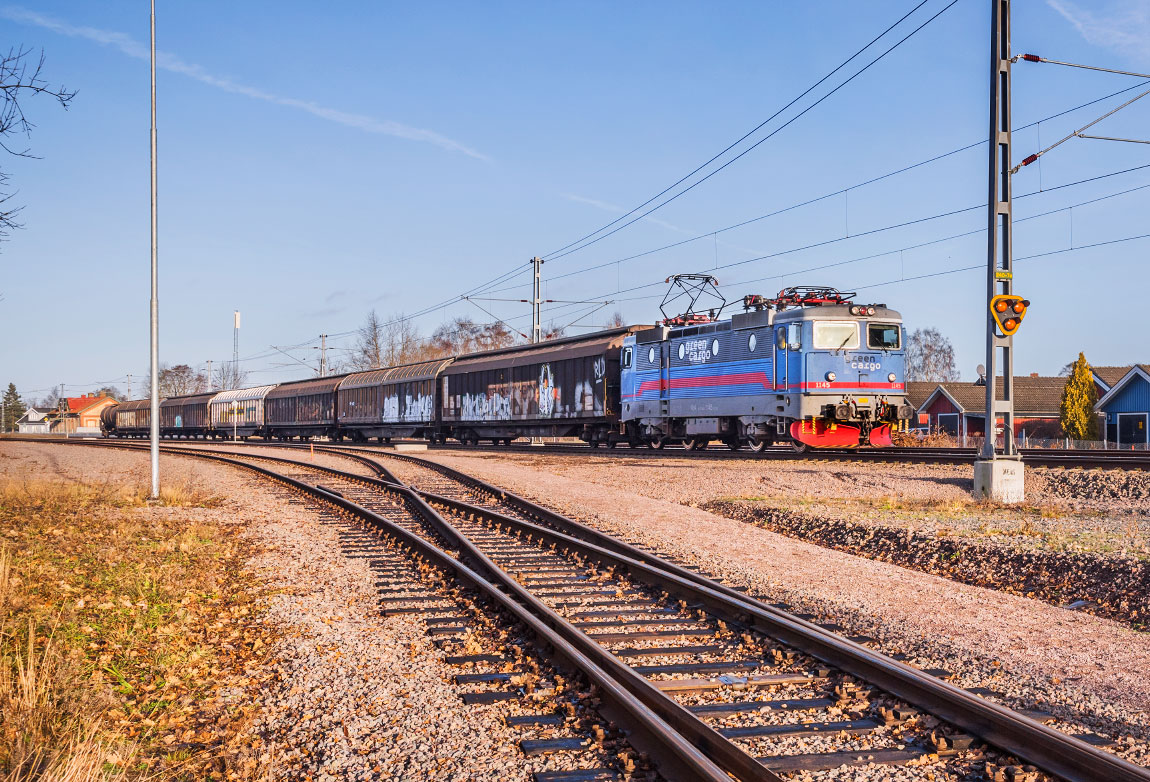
[2, 0, 1148, 401]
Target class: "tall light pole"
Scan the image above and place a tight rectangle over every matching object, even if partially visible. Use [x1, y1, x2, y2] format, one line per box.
[148, 0, 160, 499]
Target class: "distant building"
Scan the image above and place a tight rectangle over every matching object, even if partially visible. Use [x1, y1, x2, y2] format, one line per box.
[914, 375, 1067, 440]
[15, 406, 53, 434]
[51, 394, 118, 435]
[1095, 365, 1150, 447]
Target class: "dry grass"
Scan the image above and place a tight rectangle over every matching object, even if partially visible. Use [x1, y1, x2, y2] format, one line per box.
[0, 478, 269, 781]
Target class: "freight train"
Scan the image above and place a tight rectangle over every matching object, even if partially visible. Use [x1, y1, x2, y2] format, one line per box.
[101, 286, 914, 450]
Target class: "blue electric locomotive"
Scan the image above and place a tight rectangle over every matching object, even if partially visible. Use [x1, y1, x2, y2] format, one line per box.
[619, 284, 914, 450]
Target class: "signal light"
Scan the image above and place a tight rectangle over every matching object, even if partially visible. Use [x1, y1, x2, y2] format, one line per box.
[990, 294, 1030, 336]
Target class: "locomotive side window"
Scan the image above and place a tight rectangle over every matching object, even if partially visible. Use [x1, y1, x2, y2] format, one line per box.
[648, 346, 656, 365]
[867, 323, 901, 350]
[776, 327, 786, 350]
[622, 347, 633, 368]
[748, 333, 757, 352]
[812, 321, 857, 350]
[786, 323, 802, 350]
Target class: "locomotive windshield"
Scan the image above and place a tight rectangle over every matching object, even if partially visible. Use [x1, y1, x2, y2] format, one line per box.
[812, 321, 859, 350]
[867, 323, 901, 350]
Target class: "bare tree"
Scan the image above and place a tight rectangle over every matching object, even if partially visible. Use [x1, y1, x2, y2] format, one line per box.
[1, 47, 76, 244]
[604, 311, 626, 329]
[540, 321, 566, 341]
[427, 318, 516, 357]
[905, 327, 960, 382]
[213, 362, 249, 391]
[94, 385, 126, 401]
[158, 364, 208, 397]
[350, 311, 425, 370]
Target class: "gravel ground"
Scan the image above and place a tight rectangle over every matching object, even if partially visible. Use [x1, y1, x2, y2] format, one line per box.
[413, 451, 1150, 556]
[0, 442, 560, 782]
[408, 449, 1150, 767]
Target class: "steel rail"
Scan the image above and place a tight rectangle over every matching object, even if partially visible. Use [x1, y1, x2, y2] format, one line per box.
[34, 438, 740, 782]
[14, 439, 1150, 779]
[374, 449, 1150, 782]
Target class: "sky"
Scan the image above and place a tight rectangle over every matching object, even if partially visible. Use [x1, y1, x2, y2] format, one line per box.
[2, 0, 1149, 402]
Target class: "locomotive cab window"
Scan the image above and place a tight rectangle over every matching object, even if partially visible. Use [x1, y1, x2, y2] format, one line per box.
[622, 347, 633, 368]
[812, 321, 858, 350]
[867, 323, 901, 350]
[787, 323, 802, 350]
[776, 327, 786, 350]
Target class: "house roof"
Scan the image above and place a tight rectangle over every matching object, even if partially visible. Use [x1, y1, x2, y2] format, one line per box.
[1091, 365, 1137, 390]
[919, 376, 1067, 417]
[64, 395, 115, 414]
[1095, 365, 1150, 411]
[905, 381, 938, 410]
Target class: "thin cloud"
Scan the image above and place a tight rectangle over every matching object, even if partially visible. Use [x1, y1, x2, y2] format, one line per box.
[1047, 0, 1150, 65]
[2, 6, 488, 160]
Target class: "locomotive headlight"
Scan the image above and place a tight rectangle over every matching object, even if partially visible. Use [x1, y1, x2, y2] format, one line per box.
[888, 372, 897, 382]
[825, 371, 837, 382]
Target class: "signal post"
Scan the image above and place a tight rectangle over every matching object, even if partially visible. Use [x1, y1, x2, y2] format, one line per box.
[974, 0, 1027, 502]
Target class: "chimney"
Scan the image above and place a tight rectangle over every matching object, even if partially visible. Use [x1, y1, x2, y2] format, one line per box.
[1029, 372, 1038, 378]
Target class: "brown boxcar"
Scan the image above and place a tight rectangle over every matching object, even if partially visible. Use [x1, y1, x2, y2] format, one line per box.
[111, 399, 153, 437]
[159, 392, 215, 438]
[264, 376, 345, 440]
[337, 358, 453, 442]
[440, 329, 629, 445]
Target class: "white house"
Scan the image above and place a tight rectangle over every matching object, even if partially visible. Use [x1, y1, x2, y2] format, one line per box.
[16, 407, 53, 434]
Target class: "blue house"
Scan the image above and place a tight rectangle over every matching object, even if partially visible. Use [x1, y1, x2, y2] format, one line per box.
[1095, 365, 1150, 446]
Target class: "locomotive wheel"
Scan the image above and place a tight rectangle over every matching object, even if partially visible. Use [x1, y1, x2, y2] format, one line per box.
[791, 439, 810, 454]
[747, 436, 769, 453]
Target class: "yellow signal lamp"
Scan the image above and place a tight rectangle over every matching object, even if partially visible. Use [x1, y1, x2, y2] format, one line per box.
[990, 294, 1029, 336]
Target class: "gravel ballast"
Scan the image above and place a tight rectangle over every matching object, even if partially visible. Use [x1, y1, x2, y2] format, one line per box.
[406, 449, 1150, 764]
[0, 442, 547, 781]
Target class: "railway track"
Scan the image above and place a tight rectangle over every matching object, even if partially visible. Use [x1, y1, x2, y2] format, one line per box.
[18, 437, 1149, 781]
[414, 440, 1150, 470]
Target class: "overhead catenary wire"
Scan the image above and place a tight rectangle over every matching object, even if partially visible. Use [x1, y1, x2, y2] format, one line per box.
[540, 0, 937, 259]
[555, 172, 1150, 308]
[507, 82, 1150, 293]
[542, 0, 961, 263]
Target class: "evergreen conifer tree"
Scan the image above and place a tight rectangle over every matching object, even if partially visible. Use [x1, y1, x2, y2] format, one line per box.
[2, 383, 26, 432]
[1059, 353, 1099, 441]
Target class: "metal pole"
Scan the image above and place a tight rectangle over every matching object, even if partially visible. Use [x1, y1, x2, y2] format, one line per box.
[148, 0, 160, 498]
[981, 0, 1016, 459]
[320, 334, 327, 377]
[531, 257, 543, 344]
[206, 359, 212, 391]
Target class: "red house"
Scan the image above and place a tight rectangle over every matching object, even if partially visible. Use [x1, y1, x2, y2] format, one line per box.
[912, 376, 1068, 441]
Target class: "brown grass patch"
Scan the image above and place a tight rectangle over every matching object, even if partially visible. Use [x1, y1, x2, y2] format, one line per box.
[0, 478, 271, 780]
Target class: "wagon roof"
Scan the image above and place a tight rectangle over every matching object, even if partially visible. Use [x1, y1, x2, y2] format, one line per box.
[116, 399, 153, 411]
[209, 385, 278, 404]
[159, 392, 215, 407]
[444, 329, 630, 373]
[339, 358, 454, 390]
[265, 376, 346, 399]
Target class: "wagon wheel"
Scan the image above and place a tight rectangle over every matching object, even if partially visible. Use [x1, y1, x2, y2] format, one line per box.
[589, 439, 601, 448]
[647, 436, 666, 450]
[725, 437, 741, 452]
[687, 438, 710, 451]
[606, 439, 617, 449]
